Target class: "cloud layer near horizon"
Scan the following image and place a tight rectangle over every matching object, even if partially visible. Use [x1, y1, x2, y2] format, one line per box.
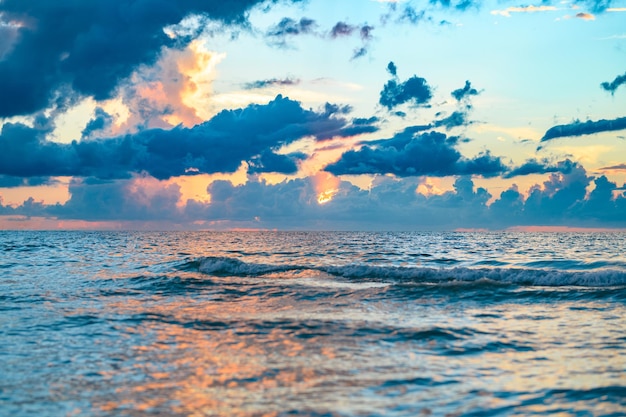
[2, 161, 625, 229]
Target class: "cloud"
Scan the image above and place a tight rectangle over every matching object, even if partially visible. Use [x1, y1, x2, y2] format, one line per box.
[325, 129, 506, 177]
[360, 25, 374, 40]
[504, 158, 576, 178]
[243, 77, 301, 90]
[577, 0, 615, 13]
[0, 95, 364, 180]
[599, 163, 626, 171]
[574, 12, 596, 19]
[4, 162, 626, 229]
[429, 0, 477, 11]
[379, 62, 432, 110]
[330, 22, 356, 38]
[0, 176, 57, 188]
[266, 17, 316, 46]
[451, 80, 479, 101]
[601, 71, 626, 95]
[0, 0, 283, 118]
[51, 177, 184, 221]
[491, 5, 557, 17]
[247, 151, 305, 174]
[540, 116, 626, 142]
[81, 108, 114, 139]
[351, 47, 369, 60]
[398, 5, 426, 24]
[327, 22, 374, 59]
[433, 111, 469, 130]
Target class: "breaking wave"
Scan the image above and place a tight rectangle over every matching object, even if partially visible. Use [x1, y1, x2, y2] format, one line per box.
[192, 256, 626, 287]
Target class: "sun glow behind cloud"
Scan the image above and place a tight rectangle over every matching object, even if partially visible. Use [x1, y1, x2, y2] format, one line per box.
[312, 172, 340, 205]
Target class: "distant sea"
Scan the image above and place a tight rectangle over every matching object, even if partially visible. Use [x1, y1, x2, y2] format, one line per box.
[2, 231, 625, 416]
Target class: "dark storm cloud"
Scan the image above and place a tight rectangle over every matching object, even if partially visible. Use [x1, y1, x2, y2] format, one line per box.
[325, 130, 506, 177]
[379, 63, 432, 110]
[601, 72, 626, 95]
[0, 95, 359, 180]
[540, 117, 626, 142]
[243, 77, 301, 90]
[0, 0, 288, 118]
[451, 80, 479, 102]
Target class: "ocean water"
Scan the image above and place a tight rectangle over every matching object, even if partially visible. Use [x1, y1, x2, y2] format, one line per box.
[1, 231, 625, 417]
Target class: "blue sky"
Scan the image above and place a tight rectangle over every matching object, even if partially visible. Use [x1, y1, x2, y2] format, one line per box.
[0, 0, 625, 230]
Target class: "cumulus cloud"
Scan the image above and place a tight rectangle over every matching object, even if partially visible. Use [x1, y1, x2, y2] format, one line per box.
[0, 0, 285, 118]
[325, 129, 506, 177]
[0, 95, 365, 180]
[4, 162, 626, 229]
[601, 71, 626, 95]
[540, 116, 626, 142]
[379, 62, 432, 110]
[51, 177, 183, 221]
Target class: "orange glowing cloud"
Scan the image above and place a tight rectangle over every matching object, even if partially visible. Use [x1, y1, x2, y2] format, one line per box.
[311, 172, 340, 204]
[100, 41, 223, 135]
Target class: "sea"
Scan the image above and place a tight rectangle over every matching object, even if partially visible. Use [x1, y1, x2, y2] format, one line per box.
[1, 231, 625, 416]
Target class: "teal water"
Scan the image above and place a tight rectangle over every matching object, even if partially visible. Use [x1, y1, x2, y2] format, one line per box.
[1, 231, 625, 416]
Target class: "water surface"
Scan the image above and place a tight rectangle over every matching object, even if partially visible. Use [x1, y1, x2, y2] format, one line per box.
[1, 231, 625, 416]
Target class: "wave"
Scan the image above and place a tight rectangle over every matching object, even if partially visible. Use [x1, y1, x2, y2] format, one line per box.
[191, 256, 626, 287]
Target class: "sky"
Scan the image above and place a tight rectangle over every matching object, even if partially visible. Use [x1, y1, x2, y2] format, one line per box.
[0, 0, 625, 230]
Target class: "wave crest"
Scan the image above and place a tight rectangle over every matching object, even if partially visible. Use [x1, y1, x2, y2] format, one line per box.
[192, 256, 626, 287]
